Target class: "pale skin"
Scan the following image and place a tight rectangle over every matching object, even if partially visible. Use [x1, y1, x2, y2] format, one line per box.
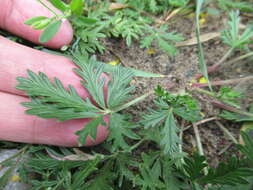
[0, 0, 109, 146]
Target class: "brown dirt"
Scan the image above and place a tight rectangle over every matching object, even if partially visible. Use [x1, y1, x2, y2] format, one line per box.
[98, 13, 253, 166]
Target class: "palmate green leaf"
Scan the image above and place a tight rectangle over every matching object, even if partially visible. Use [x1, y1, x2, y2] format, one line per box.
[114, 153, 136, 188]
[142, 100, 181, 155]
[75, 26, 106, 54]
[20, 147, 100, 190]
[140, 24, 183, 56]
[22, 99, 100, 121]
[183, 153, 207, 181]
[73, 56, 107, 109]
[107, 113, 140, 152]
[140, 35, 155, 49]
[142, 108, 169, 129]
[141, 98, 169, 129]
[221, 10, 240, 47]
[107, 67, 134, 109]
[237, 131, 253, 166]
[141, 98, 181, 155]
[75, 116, 106, 145]
[199, 156, 253, 186]
[39, 20, 62, 43]
[221, 11, 253, 49]
[84, 161, 114, 190]
[161, 110, 181, 155]
[23, 151, 84, 172]
[110, 11, 146, 47]
[71, 156, 101, 189]
[135, 153, 165, 190]
[155, 86, 202, 122]
[162, 156, 183, 190]
[16, 70, 101, 121]
[73, 55, 136, 110]
[158, 38, 177, 55]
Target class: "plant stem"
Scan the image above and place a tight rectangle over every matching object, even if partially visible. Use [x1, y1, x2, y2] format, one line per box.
[192, 76, 253, 88]
[211, 48, 234, 70]
[164, 7, 183, 22]
[193, 88, 216, 97]
[192, 122, 208, 175]
[37, 0, 59, 17]
[130, 139, 146, 151]
[195, 0, 210, 89]
[215, 121, 238, 144]
[218, 143, 232, 155]
[179, 120, 185, 154]
[112, 91, 153, 113]
[183, 117, 219, 131]
[0, 145, 29, 165]
[224, 51, 253, 67]
[194, 87, 253, 117]
[210, 99, 253, 117]
[179, 120, 185, 165]
[195, 48, 234, 79]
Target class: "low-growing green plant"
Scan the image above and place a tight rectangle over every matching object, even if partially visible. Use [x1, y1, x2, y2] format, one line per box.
[1, 0, 253, 189]
[25, 0, 185, 55]
[218, 0, 253, 13]
[16, 55, 144, 146]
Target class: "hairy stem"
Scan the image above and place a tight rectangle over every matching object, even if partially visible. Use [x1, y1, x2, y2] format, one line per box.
[210, 99, 253, 117]
[112, 91, 153, 113]
[195, 48, 234, 79]
[192, 76, 253, 88]
[215, 121, 238, 144]
[193, 88, 253, 117]
[224, 51, 253, 67]
[193, 88, 216, 97]
[37, 0, 59, 17]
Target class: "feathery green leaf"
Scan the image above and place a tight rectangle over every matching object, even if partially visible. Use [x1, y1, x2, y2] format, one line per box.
[16, 70, 101, 121]
[107, 113, 139, 152]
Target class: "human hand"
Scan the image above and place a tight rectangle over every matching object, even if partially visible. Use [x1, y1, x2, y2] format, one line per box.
[0, 0, 108, 146]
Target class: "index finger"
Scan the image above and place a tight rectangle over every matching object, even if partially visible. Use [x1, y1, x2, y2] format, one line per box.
[0, 0, 73, 48]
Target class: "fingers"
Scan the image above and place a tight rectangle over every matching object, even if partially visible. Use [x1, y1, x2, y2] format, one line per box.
[0, 0, 73, 48]
[0, 92, 109, 146]
[0, 36, 88, 97]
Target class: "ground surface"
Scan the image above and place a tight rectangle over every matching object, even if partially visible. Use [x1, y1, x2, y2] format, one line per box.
[98, 12, 252, 166]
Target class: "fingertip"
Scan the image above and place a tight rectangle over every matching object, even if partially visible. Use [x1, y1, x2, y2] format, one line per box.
[0, 0, 73, 49]
[42, 19, 73, 48]
[84, 116, 110, 147]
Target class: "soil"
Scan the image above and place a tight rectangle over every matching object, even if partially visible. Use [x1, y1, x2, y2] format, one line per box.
[98, 12, 253, 166]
